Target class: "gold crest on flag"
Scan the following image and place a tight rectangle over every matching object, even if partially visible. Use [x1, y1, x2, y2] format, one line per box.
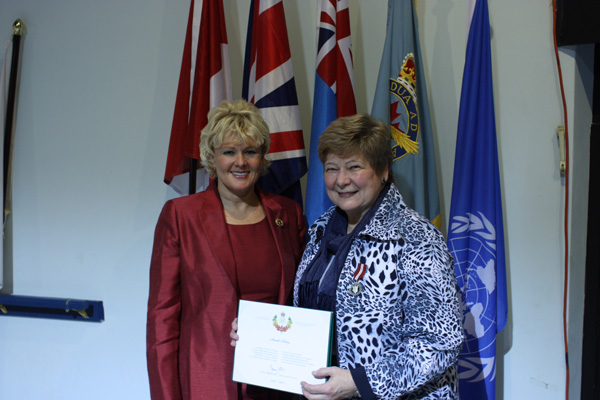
[389, 53, 421, 160]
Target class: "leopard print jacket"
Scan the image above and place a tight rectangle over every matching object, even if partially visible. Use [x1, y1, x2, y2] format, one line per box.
[294, 184, 463, 399]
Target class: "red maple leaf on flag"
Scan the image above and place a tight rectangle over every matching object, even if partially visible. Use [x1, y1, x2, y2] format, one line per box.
[390, 100, 405, 135]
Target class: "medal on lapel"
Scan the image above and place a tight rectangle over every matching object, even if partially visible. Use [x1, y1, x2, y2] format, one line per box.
[349, 263, 367, 296]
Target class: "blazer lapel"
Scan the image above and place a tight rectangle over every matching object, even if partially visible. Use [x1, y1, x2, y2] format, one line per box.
[199, 183, 239, 296]
[261, 194, 295, 305]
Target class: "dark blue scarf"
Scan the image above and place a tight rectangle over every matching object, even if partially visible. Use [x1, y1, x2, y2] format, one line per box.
[298, 183, 391, 311]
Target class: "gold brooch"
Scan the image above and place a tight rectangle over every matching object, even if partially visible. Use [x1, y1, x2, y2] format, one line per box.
[275, 219, 284, 227]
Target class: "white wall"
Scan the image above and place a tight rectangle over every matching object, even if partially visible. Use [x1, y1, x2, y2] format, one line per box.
[0, 1, 589, 399]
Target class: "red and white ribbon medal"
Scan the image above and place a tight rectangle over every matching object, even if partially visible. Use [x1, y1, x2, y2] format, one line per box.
[349, 263, 367, 296]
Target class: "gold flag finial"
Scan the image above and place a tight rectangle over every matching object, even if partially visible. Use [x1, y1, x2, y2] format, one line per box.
[13, 19, 24, 36]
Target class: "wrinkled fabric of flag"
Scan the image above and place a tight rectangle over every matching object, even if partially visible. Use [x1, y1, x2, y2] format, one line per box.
[164, 0, 232, 195]
[371, 0, 441, 229]
[305, 0, 356, 226]
[242, 0, 307, 205]
[447, 0, 508, 399]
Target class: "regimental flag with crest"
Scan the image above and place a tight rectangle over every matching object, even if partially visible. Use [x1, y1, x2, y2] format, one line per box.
[371, 0, 441, 228]
[305, 0, 356, 226]
[242, 0, 307, 204]
[447, 0, 508, 399]
[164, 0, 232, 195]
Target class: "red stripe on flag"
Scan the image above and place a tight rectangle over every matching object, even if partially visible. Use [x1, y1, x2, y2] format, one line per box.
[334, 5, 355, 117]
[268, 130, 305, 153]
[337, 7, 352, 39]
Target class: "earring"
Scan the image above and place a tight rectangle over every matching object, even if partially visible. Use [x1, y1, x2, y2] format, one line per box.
[382, 178, 387, 185]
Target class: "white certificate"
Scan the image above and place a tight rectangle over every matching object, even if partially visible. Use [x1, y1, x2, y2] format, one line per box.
[232, 300, 333, 395]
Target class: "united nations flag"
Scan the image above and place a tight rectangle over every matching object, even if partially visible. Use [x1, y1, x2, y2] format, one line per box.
[447, 1, 508, 399]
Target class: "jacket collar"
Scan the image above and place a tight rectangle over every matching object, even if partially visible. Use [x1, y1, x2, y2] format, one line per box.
[310, 184, 407, 242]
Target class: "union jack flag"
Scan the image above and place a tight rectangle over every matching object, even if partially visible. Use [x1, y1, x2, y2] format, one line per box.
[242, 0, 307, 204]
[305, 0, 356, 225]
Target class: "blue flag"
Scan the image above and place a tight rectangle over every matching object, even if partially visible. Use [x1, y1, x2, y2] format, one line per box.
[447, 1, 508, 399]
[371, 0, 441, 229]
[305, 0, 356, 225]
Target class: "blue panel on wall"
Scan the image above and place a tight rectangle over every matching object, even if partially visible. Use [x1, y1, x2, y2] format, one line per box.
[0, 295, 104, 322]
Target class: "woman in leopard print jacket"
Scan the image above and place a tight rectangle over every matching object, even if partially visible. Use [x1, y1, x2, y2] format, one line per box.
[294, 114, 463, 400]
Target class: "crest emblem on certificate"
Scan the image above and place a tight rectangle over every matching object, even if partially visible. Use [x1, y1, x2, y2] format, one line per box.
[389, 53, 420, 161]
[272, 312, 292, 332]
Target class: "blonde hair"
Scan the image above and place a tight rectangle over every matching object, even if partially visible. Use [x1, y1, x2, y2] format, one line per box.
[199, 99, 271, 177]
[318, 114, 392, 176]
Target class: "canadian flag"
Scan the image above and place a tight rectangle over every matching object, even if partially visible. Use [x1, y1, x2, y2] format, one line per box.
[164, 0, 232, 195]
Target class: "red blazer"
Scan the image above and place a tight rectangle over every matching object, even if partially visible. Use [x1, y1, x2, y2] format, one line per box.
[146, 181, 306, 400]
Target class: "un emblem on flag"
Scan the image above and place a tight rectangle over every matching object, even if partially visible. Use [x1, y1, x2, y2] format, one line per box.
[389, 53, 420, 161]
[449, 212, 499, 383]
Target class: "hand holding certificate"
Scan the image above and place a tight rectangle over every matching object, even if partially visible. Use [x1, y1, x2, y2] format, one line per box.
[232, 300, 333, 395]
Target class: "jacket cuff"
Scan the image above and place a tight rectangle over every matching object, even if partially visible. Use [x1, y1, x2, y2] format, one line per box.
[349, 365, 375, 400]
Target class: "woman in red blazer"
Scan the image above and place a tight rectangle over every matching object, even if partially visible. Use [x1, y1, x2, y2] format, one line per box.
[146, 100, 306, 400]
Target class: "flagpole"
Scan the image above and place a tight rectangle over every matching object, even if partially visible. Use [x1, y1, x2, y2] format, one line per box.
[4, 19, 23, 224]
[188, 158, 197, 195]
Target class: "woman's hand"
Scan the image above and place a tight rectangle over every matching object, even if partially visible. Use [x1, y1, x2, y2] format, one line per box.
[230, 318, 239, 347]
[301, 367, 359, 400]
